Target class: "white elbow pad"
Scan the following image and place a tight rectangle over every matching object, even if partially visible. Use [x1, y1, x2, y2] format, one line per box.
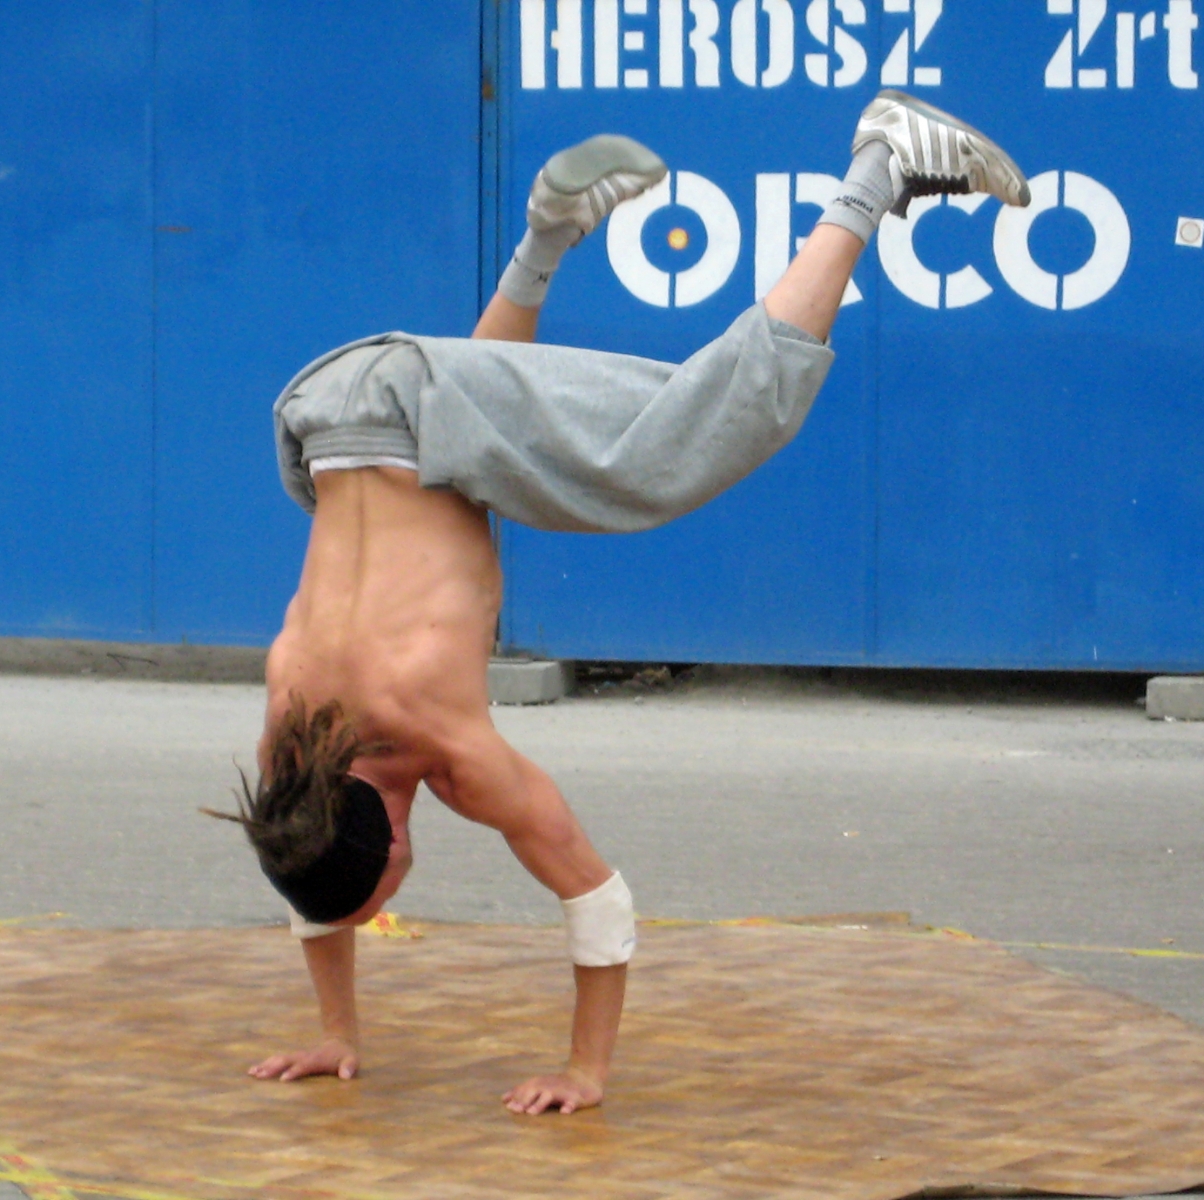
[288, 904, 342, 940]
[561, 871, 636, 966]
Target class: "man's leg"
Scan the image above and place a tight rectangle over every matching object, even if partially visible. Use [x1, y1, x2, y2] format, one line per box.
[764, 224, 865, 344]
[473, 134, 666, 343]
[766, 89, 1031, 343]
[410, 92, 1030, 534]
[454, 137, 668, 1114]
[473, 293, 543, 344]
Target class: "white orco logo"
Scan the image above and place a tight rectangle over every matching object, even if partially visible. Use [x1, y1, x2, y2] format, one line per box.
[993, 171, 1131, 310]
[606, 172, 742, 306]
[606, 167, 1132, 310]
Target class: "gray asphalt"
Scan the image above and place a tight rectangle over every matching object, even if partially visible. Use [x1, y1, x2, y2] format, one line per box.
[2, 669, 1203, 1029]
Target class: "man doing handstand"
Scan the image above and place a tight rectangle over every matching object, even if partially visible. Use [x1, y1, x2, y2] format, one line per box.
[210, 91, 1030, 1115]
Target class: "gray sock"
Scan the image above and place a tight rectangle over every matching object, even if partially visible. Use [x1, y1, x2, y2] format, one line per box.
[497, 224, 581, 308]
[817, 140, 897, 244]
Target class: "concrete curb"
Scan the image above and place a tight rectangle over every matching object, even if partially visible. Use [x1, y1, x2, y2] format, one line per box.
[1146, 676, 1204, 721]
[0, 637, 573, 705]
[488, 657, 575, 705]
[0, 637, 268, 683]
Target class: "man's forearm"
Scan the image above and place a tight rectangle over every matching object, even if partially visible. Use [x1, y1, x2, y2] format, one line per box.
[568, 963, 626, 1083]
[302, 927, 359, 1045]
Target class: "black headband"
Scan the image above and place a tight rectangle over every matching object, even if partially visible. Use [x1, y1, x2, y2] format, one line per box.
[263, 778, 392, 924]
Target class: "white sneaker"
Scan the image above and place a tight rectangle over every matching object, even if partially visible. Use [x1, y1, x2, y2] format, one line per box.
[527, 134, 668, 240]
[854, 89, 1031, 216]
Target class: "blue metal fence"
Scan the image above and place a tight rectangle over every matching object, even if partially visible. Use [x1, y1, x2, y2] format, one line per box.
[0, 1, 483, 643]
[0, 3, 154, 637]
[2, 2, 1202, 670]
[499, 0, 1204, 670]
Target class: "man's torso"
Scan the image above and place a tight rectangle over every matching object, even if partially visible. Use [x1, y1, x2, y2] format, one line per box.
[263, 467, 502, 787]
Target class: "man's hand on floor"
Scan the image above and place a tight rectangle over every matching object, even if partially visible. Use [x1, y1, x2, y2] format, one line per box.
[248, 1036, 359, 1082]
[503, 1067, 604, 1115]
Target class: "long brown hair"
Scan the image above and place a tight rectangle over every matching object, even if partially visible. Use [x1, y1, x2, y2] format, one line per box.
[203, 696, 379, 876]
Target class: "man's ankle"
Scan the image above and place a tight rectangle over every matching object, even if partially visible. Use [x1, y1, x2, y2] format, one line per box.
[498, 226, 580, 307]
[816, 139, 896, 245]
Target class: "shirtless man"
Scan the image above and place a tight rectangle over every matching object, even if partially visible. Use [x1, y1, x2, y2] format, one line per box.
[210, 91, 1029, 1115]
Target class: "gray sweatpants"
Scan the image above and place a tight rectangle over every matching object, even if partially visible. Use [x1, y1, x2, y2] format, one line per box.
[273, 303, 834, 534]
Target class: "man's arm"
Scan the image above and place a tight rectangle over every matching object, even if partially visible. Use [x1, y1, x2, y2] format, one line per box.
[248, 926, 361, 1082]
[503, 963, 626, 1115]
[427, 737, 631, 1114]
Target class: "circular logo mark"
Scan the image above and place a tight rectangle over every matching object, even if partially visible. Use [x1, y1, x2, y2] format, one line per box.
[607, 172, 742, 308]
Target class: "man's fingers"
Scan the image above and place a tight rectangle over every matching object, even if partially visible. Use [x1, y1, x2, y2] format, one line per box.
[279, 1055, 324, 1082]
[248, 1055, 290, 1079]
[505, 1086, 538, 1113]
[249, 1046, 359, 1084]
[526, 1089, 557, 1115]
[504, 1075, 596, 1115]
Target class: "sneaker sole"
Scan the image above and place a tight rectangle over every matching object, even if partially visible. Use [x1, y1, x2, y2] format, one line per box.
[542, 134, 667, 196]
[873, 89, 1031, 207]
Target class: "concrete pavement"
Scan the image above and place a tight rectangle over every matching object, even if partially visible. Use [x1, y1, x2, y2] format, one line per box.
[2, 668, 1202, 1026]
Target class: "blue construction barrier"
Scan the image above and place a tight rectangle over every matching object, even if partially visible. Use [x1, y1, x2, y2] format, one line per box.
[0, 1, 483, 643]
[2, 2, 1201, 670]
[500, 0, 1204, 669]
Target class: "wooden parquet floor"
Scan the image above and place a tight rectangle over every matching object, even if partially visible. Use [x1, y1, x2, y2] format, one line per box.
[1, 920, 1203, 1200]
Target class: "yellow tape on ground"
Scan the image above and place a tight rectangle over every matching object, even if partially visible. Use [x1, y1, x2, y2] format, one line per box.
[0, 1141, 198, 1200]
[639, 912, 912, 930]
[359, 912, 424, 939]
[0, 913, 68, 928]
[1001, 939, 1204, 961]
[637, 917, 1204, 961]
[0, 1144, 77, 1200]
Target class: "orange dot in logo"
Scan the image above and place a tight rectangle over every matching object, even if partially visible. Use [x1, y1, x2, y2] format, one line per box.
[667, 227, 689, 250]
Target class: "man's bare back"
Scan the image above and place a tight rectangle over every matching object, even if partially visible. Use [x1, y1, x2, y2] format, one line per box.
[265, 467, 500, 774]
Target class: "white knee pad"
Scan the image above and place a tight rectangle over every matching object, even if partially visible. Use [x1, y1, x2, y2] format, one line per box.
[561, 871, 636, 966]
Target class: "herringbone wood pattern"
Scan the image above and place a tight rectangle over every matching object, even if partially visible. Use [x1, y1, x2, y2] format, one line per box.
[2, 921, 1203, 1200]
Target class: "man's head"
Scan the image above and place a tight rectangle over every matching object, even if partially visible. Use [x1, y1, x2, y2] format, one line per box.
[206, 697, 402, 924]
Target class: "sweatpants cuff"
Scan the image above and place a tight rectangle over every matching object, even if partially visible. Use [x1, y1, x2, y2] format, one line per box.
[767, 315, 828, 349]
